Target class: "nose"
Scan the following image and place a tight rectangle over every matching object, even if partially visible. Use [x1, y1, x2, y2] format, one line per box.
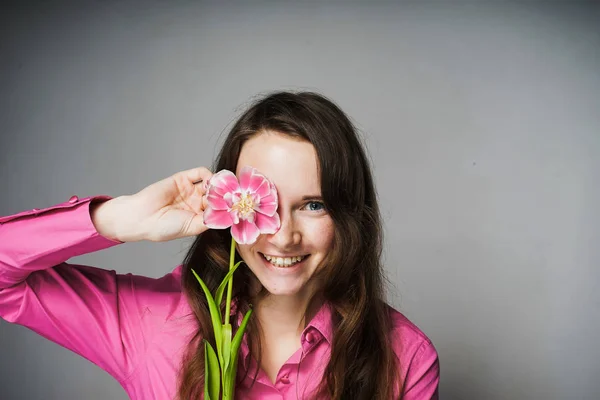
[266, 211, 301, 249]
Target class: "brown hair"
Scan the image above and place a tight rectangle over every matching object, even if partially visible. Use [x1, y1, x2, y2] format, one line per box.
[177, 91, 401, 399]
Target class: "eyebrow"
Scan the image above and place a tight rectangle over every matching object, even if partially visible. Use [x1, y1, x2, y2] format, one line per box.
[301, 195, 323, 201]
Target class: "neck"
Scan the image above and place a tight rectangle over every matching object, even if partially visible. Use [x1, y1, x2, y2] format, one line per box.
[253, 292, 324, 339]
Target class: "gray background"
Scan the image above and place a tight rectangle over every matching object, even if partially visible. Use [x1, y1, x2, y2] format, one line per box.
[1, 1, 599, 399]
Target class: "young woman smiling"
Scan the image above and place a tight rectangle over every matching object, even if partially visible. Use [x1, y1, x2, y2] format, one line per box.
[0, 92, 439, 399]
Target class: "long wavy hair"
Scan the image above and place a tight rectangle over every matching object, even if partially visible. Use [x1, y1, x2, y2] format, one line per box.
[177, 91, 401, 399]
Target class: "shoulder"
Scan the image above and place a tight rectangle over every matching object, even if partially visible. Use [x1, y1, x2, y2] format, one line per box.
[121, 264, 183, 297]
[387, 304, 432, 344]
[385, 304, 440, 397]
[119, 264, 189, 325]
[385, 304, 438, 370]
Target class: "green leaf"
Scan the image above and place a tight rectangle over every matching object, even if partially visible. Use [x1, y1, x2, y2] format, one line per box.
[192, 269, 223, 360]
[215, 261, 243, 306]
[225, 308, 253, 396]
[222, 323, 232, 376]
[204, 340, 220, 400]
[231, 308, 253, 358]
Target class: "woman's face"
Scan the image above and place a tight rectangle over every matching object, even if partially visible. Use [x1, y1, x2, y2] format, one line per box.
[235, 130, 334, 299]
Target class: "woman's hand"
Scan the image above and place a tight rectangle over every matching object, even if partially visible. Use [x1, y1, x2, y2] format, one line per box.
[91, 167, 213, 242]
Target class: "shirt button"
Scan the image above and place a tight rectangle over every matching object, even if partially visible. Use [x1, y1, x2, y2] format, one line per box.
[305, 332, 315, 344]
[280, 375, 290, 384]
[68, 195, 79, 203]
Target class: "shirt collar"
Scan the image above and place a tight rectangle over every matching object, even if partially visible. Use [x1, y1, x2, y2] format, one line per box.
[236, 300, 335, 370]
[304, 300, 334, 344]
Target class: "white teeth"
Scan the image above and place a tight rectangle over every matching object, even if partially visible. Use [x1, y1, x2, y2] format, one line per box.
[263, 254, 306, 267]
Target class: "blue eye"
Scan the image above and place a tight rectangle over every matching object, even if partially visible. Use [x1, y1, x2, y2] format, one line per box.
[304, 201, 325, 212]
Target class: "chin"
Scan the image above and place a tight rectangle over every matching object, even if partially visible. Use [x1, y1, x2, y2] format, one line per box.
[262, 284, 306, 297]
[253, 275, 309, 297]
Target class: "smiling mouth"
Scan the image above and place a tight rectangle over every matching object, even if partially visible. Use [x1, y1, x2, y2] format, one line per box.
[259, 253, 310, 268]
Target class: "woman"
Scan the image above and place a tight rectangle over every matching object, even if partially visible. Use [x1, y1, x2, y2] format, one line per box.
[0, 92, 439, 399]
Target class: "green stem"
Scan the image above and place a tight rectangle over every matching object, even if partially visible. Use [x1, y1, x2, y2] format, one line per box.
[224, 236, 235, 326]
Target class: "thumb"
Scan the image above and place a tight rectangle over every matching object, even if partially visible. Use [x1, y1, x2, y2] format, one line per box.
[185, 213, 210, 237]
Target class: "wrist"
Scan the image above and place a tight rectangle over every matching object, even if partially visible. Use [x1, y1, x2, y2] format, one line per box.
[90, 196, 128, 242]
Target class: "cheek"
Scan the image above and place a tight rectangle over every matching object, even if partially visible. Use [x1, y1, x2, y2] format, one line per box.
[236, 244, 253, 260]
[312, 219, 335, 252]
[236, 238, 266, 260]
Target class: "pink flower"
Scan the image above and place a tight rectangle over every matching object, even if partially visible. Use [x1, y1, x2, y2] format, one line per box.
[203, 166, 281, 244]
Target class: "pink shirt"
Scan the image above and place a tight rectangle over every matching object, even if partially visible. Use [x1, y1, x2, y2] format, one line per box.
[0, 195, 440, 399]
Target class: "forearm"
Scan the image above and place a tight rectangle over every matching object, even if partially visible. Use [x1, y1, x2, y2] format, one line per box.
[90, 195, 130, 242]
[0, 195, 123, 289]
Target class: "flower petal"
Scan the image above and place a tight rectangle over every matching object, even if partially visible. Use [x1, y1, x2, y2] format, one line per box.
[252, 178, 271, 198]
[255, 189, 278, 216]
[255, 200, 277, 216]
[209, 170, 240, 194]
[255, 212, 280, 234]
[231, 219, 261, 244]
[241, 210, 256, 224]
[230, 210, 240, 225]
[207, 191, 229, 210]
[223, 192, 235, 208]
[238, 166, 254, 191]
[204, 208, 234, 229]
[239, 166, 271, 197]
